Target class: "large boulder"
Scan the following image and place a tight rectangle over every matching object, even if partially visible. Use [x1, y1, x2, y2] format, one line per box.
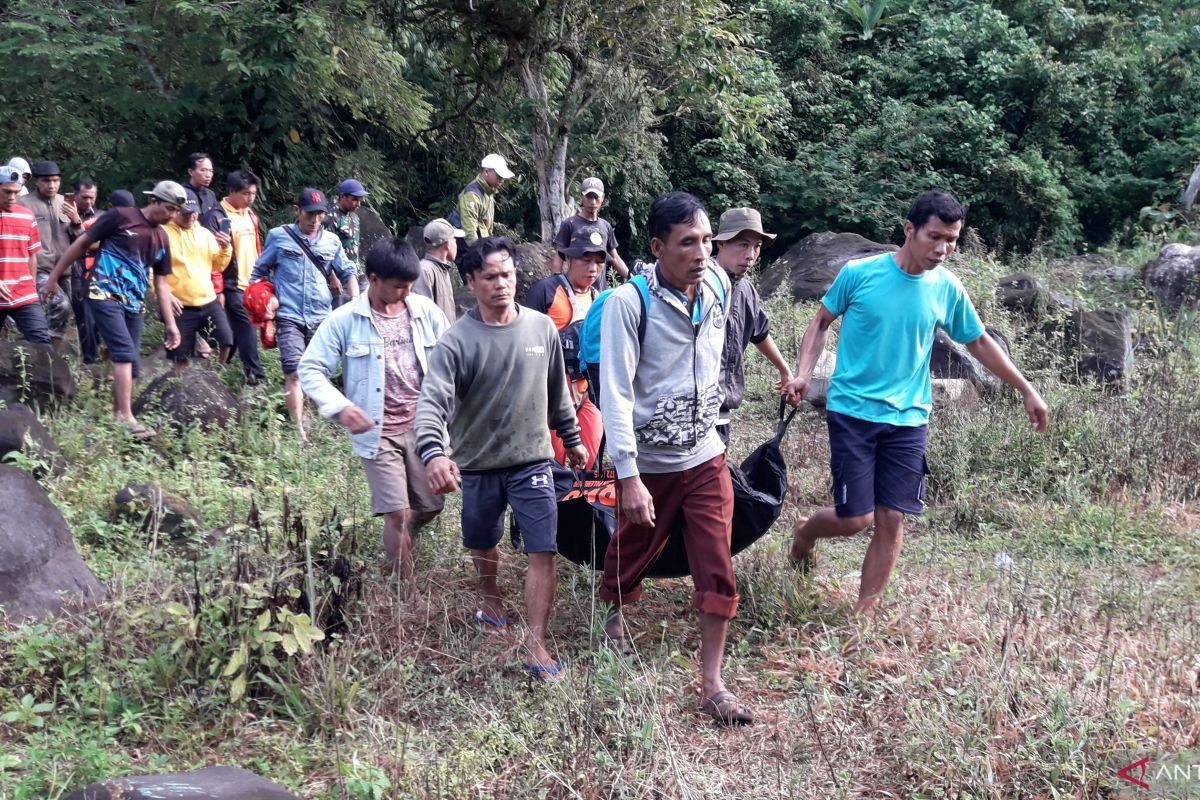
[132, 369, 239, 432]
[114, 483, 203, 544]
[0, 341, 76, 405]
[931, 378, 979, 411]
[1143, 244, 1200, 314]
[929, 328, 1011, 394]
[0, 465, 106, 621]
[512, 241, 554, 304]
[358, 206, 393, 257]
[760, 232, 896, 302]
[0, 403, 64, 476]
[996, 273, 1077, 320]
[1071, 309, 1134, 386]
[65, 766, 299, 800]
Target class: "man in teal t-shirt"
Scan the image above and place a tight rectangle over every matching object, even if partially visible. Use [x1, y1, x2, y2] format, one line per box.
[782, 190, 1049, 616]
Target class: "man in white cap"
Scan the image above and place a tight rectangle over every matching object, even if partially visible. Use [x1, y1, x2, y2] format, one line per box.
[43, 180, 184, 439]
[551, 176, 629, 290]
[6, 158, 31, 197]
[414, 217, 464, 321]
[448, 154, 514, 247]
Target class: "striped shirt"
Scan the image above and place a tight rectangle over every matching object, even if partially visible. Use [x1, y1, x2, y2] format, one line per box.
[0, 205, 42, 309]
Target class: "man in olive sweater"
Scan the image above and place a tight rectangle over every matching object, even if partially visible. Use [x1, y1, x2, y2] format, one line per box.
[416, 236, 588, 681]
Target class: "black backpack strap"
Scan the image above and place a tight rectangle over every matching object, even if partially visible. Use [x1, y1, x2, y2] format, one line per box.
[775, 396, 799, 443]
[283, 225, 332, 279]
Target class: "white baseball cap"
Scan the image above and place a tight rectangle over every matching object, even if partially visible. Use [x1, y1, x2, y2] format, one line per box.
[481, 153, 515, 180]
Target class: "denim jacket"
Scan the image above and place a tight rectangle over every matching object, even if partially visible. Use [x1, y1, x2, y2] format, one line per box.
[252, 224, 355, 327]
[298, 292, 450, 458]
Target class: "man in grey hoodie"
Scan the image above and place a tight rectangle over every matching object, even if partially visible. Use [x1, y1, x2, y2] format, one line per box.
[416, 236, 588, 681]
[598, 192, 751, 725]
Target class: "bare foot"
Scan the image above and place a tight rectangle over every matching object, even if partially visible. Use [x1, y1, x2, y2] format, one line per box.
[789, 516, 815, 572]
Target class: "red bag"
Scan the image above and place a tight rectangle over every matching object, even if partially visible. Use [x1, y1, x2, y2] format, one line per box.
[244, 281, 278, 349]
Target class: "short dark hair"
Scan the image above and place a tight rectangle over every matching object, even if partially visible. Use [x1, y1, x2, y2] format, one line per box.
[188, 152, 212, 170]
[459, 236, 515, 280]
[906, 190, 965, 229]
[363, 238, 421, 282]
[226, 170, 259, 192]
[74, 178, 97, 192]
[648, 191, 707, 243]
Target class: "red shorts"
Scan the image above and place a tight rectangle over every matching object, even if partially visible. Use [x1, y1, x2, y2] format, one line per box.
[599, 453, 738, 619]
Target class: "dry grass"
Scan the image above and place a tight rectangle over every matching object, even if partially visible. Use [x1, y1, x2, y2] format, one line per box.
[3, 258, 1199, 799]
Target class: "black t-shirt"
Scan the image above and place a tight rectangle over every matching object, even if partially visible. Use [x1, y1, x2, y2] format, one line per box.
[85, 207, 171, 312]
[553, 214, 618, 290]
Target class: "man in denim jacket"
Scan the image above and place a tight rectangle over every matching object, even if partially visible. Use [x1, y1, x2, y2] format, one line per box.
[253, 187, 358, 439]
[298, 238, 449, 575]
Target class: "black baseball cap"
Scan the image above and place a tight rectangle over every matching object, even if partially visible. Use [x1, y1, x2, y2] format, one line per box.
[296, 188, 328, 213]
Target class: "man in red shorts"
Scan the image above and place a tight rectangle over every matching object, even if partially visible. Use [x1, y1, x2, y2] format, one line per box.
[599, 191, 750, 726]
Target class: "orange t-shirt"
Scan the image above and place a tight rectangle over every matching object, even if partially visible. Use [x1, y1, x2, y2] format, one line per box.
[546, 281, 595, 398]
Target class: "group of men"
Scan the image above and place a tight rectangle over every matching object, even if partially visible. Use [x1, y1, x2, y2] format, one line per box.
[297, 170, 1048, 725]
[3, 146, 1050, 726]
[0, 150, 457, 440]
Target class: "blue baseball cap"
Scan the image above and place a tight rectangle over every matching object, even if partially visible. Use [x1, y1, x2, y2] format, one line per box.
[337, 179, 368, 197]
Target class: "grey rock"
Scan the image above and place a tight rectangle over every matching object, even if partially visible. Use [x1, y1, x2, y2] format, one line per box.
[760, 232, 896, 302]
[931, 378, 979, 411]
[114, 483, 203, 543]
[1072, 309, 1135, 386]
[1084, 265, 1136, 283]
[0, 464, 106, 621]
[996, 272, 1042, 314]
[65, 766, 299, 800]
[512, 240, 554, 304]
[929, 328, 1011, 394]
[1143, 243, 1200, 314]
[357, 206, 393, 259]
[0, 402, 64, 476]
[132, 369, 239, 432]
[0, 341, 76, 405]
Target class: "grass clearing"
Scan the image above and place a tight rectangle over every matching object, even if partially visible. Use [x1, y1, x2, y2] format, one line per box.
[2, 252, 1198, 798]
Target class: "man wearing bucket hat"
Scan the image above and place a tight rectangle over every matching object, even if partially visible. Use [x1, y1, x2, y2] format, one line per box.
[43, 180, 184, 439]
[20, 161, 76, 350]
[524, 228, 607, 469]
[447, 154, 514, 249]
[252, 187, 358, 439]
[551, 176, 629, 291]
[414, 217, 464, 321]
[713, 207, 792, 443]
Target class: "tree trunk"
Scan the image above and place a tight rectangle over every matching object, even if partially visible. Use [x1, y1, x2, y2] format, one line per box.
[1182, 160, 1200, 210]
[519, 54, 571, 241]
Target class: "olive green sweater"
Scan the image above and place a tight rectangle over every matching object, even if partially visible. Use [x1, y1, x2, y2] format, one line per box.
[416, 306, 582, 471]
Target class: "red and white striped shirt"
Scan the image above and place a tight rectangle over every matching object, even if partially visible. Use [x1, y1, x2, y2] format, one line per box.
[0, 205, 41, 309]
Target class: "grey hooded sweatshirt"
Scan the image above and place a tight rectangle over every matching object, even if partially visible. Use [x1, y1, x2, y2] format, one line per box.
[599, 263, 730, 479]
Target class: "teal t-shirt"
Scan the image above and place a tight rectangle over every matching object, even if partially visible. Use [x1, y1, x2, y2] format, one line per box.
[822, 251, 985, 426]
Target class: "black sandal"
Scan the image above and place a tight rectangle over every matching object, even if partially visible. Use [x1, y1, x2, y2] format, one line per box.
[700, 690, 754, 725]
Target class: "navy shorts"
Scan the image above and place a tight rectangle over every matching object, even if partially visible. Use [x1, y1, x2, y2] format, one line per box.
[460, 461, 558, 554]
[87, 297, 144, 365]
[275, 317, 317, 375]
[827, 410, 928, 517]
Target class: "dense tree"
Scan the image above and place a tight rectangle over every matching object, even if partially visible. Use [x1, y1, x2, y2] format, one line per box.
[1, 0, 1195, 252]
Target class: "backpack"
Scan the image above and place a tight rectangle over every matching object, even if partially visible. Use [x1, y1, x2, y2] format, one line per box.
[446, 180, 484, 230]
[554, 274, 596, 381]
[577, 264, 727, 372]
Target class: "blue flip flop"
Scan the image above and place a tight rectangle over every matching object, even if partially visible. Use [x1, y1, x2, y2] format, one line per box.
[474, 610, 508, 634]
[522, 661, 565, 683]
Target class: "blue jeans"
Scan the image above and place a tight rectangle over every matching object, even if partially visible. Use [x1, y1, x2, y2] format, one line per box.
[0, 302, 52, 346]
